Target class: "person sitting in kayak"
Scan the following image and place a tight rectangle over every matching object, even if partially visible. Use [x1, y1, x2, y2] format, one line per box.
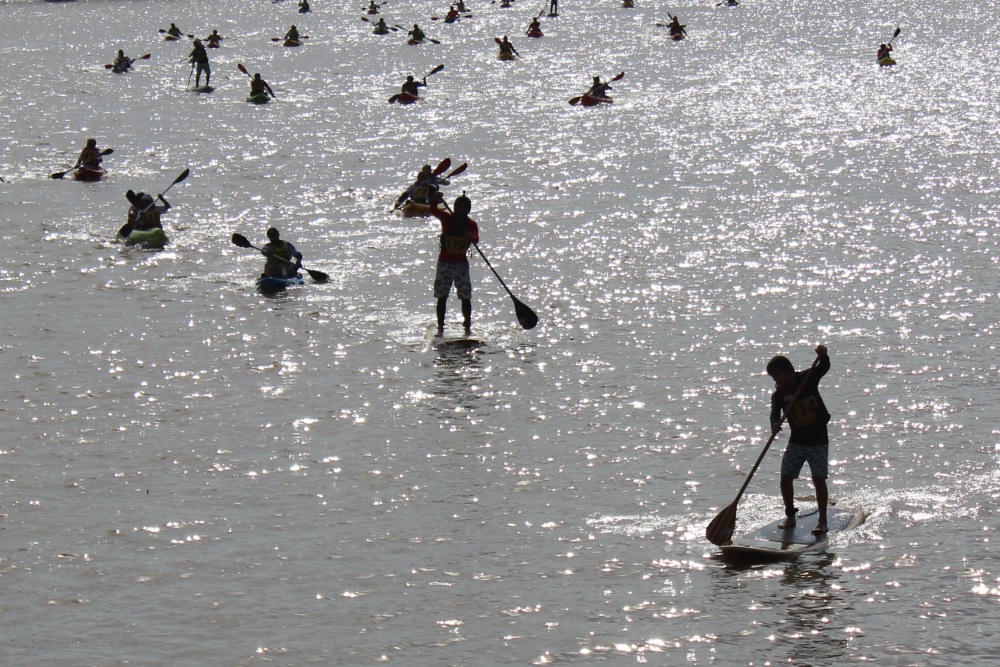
[408, 24, 426, 41]
[368, 0, 380, 13]
[395, 164, 452, 209]
[587, 76, 612, 99]
[166, 23, 183, 38]
[455, 0, 467, 11]
[129, 193, 171, 231]
[250, 73, 276, 99]
[285, 25, 301, 42]
[374, 18, 389, 32]
[400, 74, 426, 98]
[876, 43, 893, 62]
[526, 17, 542, 36]
[76, 138, 104, 169]
[261, 228, 302, 279]
[188, 39, 211, 87]
[498, 35, 516, 57]
[206, 30, 223, 48]
[113, 50, 132, 72]
[429, 190, 479, 334]
[668, 16, 685, 37]
[299, 0, 311, 12]
[445, 6, 460, 21]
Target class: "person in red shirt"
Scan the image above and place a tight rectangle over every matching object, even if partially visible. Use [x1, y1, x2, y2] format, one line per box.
[429, 191, 479, 334]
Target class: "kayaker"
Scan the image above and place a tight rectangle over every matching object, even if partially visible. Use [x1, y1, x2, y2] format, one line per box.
[261, 228, 303, 279]
[445, 6, 460, 21]
[400, 74, 426, 98]
[373, 18, 389, 33]
[587, 75, 612, 99]
[250, 73, 276, 98]
[429, 191, 479, 334]
[876, 43, 893, 62]
[498, 35, 517, 57]
[129, 193, 170, 231]
[112, 50, 132, 72]
[166, 23, 183, 38]
[526, 17, 542, 36]
[367, 0, 379, 13]
[285, 25, 301, 42]
[455, 0, 467, 11]
[75, 138, 104, 169]
[394, 164, 448, 209]
[408, 24, 426, 42]
[299, 0, 311, 12]
[206, 30, 223, 48]
[188, 39, 211, 87]
[668, 16, 685, 37]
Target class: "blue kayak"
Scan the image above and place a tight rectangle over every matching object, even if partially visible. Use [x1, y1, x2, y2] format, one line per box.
[256, 274, 306, 292]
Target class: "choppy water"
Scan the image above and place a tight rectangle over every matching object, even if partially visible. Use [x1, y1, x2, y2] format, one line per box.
[2, 0, 999, 664]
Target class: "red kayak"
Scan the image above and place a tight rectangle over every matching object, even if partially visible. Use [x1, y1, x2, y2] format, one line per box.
[397, 92, 419, 104]
[581, 94, 612, 106]
[526, 29, 542, 38]
[74, 166, 106, 181]
[670, 32, 685, 41]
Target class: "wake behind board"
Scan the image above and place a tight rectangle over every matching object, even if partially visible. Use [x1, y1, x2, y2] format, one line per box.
[720, 506, 865, 561]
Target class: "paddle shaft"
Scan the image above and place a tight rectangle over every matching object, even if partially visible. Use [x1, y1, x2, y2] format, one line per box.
[119, 169, 189, 237]
[231, 233, 328, 282]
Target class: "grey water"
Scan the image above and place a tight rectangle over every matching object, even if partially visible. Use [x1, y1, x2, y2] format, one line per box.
[2, 0, 999, 664]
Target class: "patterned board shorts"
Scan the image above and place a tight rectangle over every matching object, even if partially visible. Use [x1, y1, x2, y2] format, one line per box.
[434, 261, 472, 300]
[780, 442, 829, 479]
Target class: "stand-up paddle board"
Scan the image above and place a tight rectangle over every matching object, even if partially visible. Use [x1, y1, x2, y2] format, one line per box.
[720, 506, 864, 561]
[424, 325, 486, 350]
[191, 85, 214, 93]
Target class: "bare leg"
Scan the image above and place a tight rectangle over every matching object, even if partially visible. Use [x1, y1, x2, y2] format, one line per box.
[813, 476, 829, 534]
[779, 474, 796, 528]
[436, 297, 447, 331]
[461, 298, 471, 332]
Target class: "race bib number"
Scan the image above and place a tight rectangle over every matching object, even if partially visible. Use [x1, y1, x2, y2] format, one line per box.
[786, 396, 820, 428]
[441, 236, 470, 254]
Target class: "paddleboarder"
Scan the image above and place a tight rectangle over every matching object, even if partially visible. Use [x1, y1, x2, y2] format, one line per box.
[548, 0, 558, 16]
[429, 191, 478, 334]
[261, 228, 303, 279]
[188, 39, 211, 88]
[75, 138, 104, 169]
[766, 345, 832, 536]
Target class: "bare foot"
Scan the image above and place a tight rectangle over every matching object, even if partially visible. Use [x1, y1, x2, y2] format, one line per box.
[811, 523, 828, 536]
[778, 517, 796, 530]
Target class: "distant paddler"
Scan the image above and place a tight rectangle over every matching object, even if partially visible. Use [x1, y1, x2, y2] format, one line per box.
[249, 72, 276, 101]
[127, 192, 171, 232]
[587, 75, 613, 99]
[163, 23, 183, 40]
[298, 0, 311, 13]
[188, 39, 211, 88]
[408, 23, 426, 43]
[285, 25, 301, 42]
[444, 6, 460, 22]
[261, 228, 303, 280]
[455, 0, 467, 11]
[496, 35, 518, 59]
[526, 17, 542, 37]
[367, 0, 380, 14]
[76, 138, 105, 170]
[372, 18, 390, 34]
[112, 49, 133, 72]
[667, 15, 686, 39]
[205, 30, 223, 48]
[394, 164, 448, 212]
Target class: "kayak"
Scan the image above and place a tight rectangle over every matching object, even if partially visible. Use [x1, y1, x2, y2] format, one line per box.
[247, 93, 271, 104]
[373, 27, 390, 34]
[526, 29, 543, 38]
[622, 0, 635, 7]
[191, 85, 214, 93]
[257, 274, 305, 292]
[367, 7, 379, 14]
[670, 31, 686, 41]
[401, 200, 431, 218]
[879, 57, 896, 67]
[74, 166, 106, 181]
[284, 38, 302, 47]
[497, 52, 516, 61]
[164, 34, 180, 41]
[121, 227, 169, 249]
[395, 91, 420, 104]
[580, 93, 613, 106]
[407, 38, 424, 45]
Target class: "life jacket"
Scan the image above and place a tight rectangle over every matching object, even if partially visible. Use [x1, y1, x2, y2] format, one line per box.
[440, 213, 470, 255]
[135, 208, 161, 230]
[267, 240, 293, 263]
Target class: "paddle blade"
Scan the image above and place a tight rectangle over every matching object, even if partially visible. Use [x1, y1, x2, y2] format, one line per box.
[231, 233, 253, 248]
[568, 96, 582, 105]
[50, 170, 68, 179]
[433, 157, 451, 175]
[305, 268, 329, 283]
[238, 63, 249, 76]
[513, 297, 538, 330]
[125, 189, 139, 205]
[101, 148, 115, 156]
[611, 71, 625, 81]
[427, 63, 445, 77]
[172, 168, 191, 185]
[388, 94, 400, 104]
[444, 162, 467, 179]
[705, 502, 738, 546]
[140, 53, 151, 59]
